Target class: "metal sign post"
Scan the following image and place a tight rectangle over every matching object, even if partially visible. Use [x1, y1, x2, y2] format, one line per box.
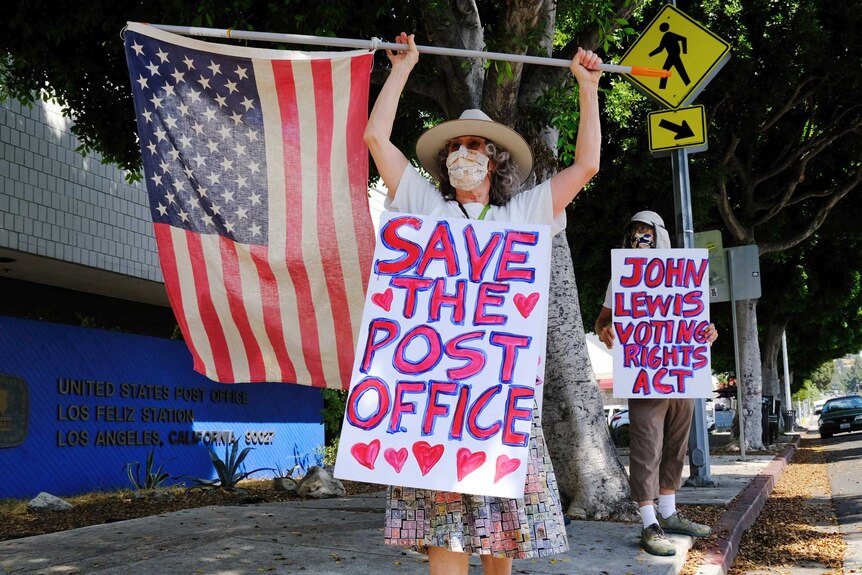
[623, 0, 731, 488]
[781, 330, 793, 431]
[672, 149, 715, 486]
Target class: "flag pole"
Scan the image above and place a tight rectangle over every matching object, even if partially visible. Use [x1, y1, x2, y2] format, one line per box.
[145, 24, 671, 79]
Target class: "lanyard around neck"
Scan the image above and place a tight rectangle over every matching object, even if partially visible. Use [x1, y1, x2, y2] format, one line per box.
[456, 201, 490, 221]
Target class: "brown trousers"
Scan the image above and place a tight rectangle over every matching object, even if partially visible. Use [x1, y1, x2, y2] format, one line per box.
[627, 398, 694, 502]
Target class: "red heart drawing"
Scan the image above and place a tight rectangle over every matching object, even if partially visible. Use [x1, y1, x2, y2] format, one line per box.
[456, 448, 487, 482]
[371, 288, 393, 311]
[494, 455, 522, 483]
[412, 441, 445, 476]
[350, 439, 380, 470]
[513, 292, 540, 318]
[384, 447, 408, 473]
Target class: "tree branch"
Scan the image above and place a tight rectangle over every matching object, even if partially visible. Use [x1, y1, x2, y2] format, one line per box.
[758, 165, 862, 254]
[716, 176, 752, 244]
[749, 115, 862, 224]
[418, 0, 486, 117]
[728, 151, 755, 212]
[518, 0, 640, 107]
[714, 135, 753, 243]
[481, 0, 546, 125]
[370, 68, 447, 109]
[757, 76, 819, 133]
[751, 157, 808, 226]
[752, 107, 862, 190]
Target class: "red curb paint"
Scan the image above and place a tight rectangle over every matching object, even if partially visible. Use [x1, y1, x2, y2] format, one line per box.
[694, 436, 801, 575]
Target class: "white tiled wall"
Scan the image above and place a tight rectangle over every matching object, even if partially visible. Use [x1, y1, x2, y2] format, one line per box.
[0, 98, 162, 282]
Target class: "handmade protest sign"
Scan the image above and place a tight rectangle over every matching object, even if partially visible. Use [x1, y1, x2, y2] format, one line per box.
[334, 212, 551, 498]
[611, 249, 712, 399]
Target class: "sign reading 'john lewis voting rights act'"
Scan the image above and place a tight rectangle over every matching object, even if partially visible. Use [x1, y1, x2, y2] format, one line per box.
[611, 249, 713, 399]
[620, 5, 730, 110]
[334, 213, 551, 498]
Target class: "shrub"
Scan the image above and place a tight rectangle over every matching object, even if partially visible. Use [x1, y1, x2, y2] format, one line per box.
[318, 437, 339, 468]
[183, 441, 271, 491]
[321, 388, 347, 443]
[125, 449, 170, 491]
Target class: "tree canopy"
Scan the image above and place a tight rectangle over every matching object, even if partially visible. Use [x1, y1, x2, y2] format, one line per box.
[2, 0, 860, 407]
[0, 0, 637, 178]
[565, 0, 862, 383]
[1, 0, 647, 517]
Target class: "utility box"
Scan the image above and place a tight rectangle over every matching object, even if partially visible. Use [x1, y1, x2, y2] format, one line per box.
[726, 244, 762, 301]
[693, 237, 761, 303]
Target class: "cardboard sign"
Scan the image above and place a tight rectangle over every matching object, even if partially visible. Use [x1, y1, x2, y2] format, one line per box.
[611, 249, 713, 398]
[334, 212, 551, 498]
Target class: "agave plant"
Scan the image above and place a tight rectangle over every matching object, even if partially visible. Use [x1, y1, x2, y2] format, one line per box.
[125, 449, 170, 491]
[185, 441, 271, 491]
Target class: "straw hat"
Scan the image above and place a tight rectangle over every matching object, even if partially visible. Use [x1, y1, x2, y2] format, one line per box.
[415, 109, 533, 184]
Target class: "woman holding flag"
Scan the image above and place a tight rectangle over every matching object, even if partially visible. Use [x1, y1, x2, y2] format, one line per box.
[364, 32, 603, 575]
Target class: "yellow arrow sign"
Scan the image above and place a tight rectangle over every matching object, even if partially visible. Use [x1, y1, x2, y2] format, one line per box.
[648, 105, 707, 155]
[620, 5, 730, 109]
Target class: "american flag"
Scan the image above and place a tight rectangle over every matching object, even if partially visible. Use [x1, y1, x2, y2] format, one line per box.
[123, 22, 375, 389]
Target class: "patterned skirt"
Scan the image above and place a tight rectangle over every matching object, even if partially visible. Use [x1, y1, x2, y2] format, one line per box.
[383, 407, 569, 559]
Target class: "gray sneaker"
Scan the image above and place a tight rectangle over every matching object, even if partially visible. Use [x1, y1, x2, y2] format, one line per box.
[640, 523, 676, 556]
[658, 511, 712, 538]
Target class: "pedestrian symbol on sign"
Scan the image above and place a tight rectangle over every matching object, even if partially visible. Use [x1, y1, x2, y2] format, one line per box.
[619, 5, 730, 109]
[648, 23, 691, 90]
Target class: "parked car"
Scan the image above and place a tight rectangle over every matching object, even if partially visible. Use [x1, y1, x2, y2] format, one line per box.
[818, 395, 862, 439]
[610, 409, 630, 446]
[705, 404, 716, 432]
[609, 405, 715, 448]
[813, 399, 827, 415]
[603, 404, 626, 426]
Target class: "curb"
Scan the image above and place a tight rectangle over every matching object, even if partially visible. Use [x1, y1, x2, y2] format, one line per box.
[693, 435, 802, 575]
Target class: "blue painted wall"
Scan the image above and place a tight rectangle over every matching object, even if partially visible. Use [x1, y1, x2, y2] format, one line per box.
[0, 316, 324, 499]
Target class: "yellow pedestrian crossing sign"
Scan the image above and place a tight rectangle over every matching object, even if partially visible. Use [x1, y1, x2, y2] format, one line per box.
[620, 5, 730, 109]
[647, 105, 707, 155]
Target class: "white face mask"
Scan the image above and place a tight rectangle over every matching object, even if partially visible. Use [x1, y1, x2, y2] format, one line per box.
[446, 146, 489, 191]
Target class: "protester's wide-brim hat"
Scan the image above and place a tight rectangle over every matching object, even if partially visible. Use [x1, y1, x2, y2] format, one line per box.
[415, 109, 533, 184]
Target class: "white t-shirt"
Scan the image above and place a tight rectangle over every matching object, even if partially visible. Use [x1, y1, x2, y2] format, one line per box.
[603, 281, 613, 309]
[385, 164, 560, 411]
[385, 164, 566, 234]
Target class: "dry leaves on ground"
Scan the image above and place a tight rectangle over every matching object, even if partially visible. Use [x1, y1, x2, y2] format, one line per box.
[679, 437, 846, 575]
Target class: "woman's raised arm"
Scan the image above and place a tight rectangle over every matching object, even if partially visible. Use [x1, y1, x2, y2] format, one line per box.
[548, 47, 603, 216]
[364, 32, 419, 199]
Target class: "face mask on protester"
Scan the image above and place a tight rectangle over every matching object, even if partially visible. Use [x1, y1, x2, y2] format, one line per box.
[628, 223, 655, 249]
[629, 232, 654, 248]
[446, 146, 490, 191]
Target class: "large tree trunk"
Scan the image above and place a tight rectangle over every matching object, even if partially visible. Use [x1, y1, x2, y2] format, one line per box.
[543, 233, 634, 520]
[415, 0, 634, 519]
[736, 299, 765, 450]
[419, 0, 485, 114]
[760, 323, 783, 399]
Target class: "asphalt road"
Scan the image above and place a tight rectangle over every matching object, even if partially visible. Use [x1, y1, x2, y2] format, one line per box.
[821, 429, 862, 573]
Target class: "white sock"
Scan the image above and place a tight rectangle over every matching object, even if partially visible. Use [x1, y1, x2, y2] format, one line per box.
[658, 493, 676, 519]
[639, 504, 658, 528]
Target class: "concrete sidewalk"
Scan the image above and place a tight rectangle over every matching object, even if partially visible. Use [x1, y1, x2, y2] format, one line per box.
[0, 452, 790, 575]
